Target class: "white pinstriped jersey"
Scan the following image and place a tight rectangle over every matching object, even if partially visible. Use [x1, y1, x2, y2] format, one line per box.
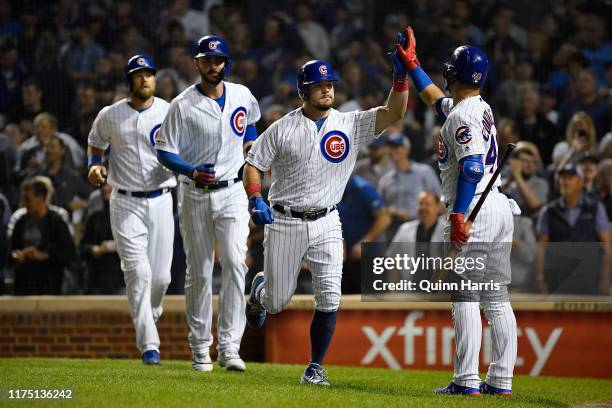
[437, 95, 499, 208]
[88, 97, 176, 191]
[155, 81, 261, 181]
[246, 107, 379, 209]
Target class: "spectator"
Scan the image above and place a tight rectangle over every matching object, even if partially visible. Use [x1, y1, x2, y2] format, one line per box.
[338, 175, 391, 293]
[262, 104, 286, 129]
[558, 69, 611, 141]
[596, 158, 612, 219]
[515, 88, 558, 165]
[8, 79, 44, 131]
[536, 163, 610, 295]
[0, 37, 27, 124]
[162, 0, 210, 43]
[293, 2, 330, 60]
[38, 134, 91, 214]
[9, 177, 75, 295]
[80, 184, 123, 294]
[578, 154, 599, 194]
[509, 215, 537, 292]
[378, 133, 441, 241]
[18, 113, 84, 176]
[577, 14, 612, 85]
[497, 119, 520, 163]
[258, 79, 298, 116]
[353, 135, 393, 188]
[552, 111, 597, 168]
[502, 145, 549, 218]
[69, 84, 98, 144]
[61, 21, 105, 83]
[388, 191, 445, 284]
[155, 72, 179, 103]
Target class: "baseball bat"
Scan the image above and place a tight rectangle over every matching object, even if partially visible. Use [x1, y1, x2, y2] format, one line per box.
[428, 143, 516, 285]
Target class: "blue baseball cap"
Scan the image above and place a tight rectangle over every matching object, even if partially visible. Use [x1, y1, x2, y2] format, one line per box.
[386, 133, 410, 148]
[368, 136, 388, 149]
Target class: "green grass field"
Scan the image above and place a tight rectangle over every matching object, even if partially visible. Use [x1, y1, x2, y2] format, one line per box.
[1, 358, 611, 407]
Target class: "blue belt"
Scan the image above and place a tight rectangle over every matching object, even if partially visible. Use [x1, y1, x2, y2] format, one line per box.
[118, 188, 170, 198]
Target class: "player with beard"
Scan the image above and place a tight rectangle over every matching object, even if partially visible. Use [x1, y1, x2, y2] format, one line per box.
[155, 36, 260, 372]
[87, 55, 176, 365]
[243, 25, 414, 385]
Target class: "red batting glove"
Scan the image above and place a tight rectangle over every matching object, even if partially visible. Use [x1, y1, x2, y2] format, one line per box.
[449, 213, 469, 250]
[395, 26, 420, 71]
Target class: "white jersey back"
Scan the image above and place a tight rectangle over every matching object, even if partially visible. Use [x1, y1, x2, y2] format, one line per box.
[246, 107, 379, 209]
[437, 95, 499, 208]
[88, 97, 176, 191]
[155, 81, 261, 181]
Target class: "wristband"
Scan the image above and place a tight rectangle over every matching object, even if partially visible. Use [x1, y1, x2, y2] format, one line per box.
[245, 183, 261, 197]
[409, 66, 433, 93]
[88, 154, 102, 168]
[392, 75, 409, 92]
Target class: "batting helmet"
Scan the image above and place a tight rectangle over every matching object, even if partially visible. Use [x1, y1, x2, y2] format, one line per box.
[297, 60, 339, 99]
[442, 45, 488, 90]
[124, 54, 156, 87]
[195, 35, 232, 77]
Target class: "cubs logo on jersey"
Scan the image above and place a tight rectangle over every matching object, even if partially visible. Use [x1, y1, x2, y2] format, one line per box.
[454, 126, 472, 145]
[149, 124, 162, 147]
[320, 130, 349, 163]
[438, 134, 448, 163]
[230, 107, 247, 136]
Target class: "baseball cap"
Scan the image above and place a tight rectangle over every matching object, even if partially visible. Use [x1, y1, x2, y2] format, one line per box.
[386, 133, 410, 148]
[368, 135, 387, 149]
[578, 153, 599, 165]
[557, 162, 581, 176]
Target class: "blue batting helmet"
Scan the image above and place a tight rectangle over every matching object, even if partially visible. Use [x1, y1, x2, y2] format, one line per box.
[195, 35, 232, 77]
[297, 60, 339, 99]
[124, 54, 156, 85]
[443, 45, 488, 90]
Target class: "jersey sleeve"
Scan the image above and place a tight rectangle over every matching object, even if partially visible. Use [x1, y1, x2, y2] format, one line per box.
[435, 97, 453, 121]
[88, 107, 110, 150]
[247, 91, 261, 125]
[246, 122, 278, 172]
[155, 101, 182, 154]
[353, 107, 379, 147]
[445, 108, 487, 161]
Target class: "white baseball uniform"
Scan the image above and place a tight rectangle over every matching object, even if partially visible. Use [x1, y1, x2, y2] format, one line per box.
[246, 107, 379, 314]
[155, 82, 260, 356]
[88, 97, 176, 354]
[438, 95, 517, 390]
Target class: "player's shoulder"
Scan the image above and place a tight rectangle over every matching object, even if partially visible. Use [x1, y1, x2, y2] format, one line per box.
[98, 99, 127, 116]
[171, 84, 198, 105]
[152, 96, 170, 108]
[223, 81, 253, 96]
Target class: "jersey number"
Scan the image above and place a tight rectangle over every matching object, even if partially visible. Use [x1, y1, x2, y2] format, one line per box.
[485, 133, 497, 173]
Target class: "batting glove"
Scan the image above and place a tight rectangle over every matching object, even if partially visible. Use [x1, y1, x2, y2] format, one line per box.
[193, 164, 215, 185]
[249, 196, 274, 225]
[449, 213, 469, 250]
[393, 26, 420, 72]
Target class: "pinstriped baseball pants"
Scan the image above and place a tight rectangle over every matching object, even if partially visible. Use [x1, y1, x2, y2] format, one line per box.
[179, 182, 250, 355]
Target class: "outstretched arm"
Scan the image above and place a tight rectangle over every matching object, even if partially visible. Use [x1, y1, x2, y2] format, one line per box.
[374, 27, 412, 135]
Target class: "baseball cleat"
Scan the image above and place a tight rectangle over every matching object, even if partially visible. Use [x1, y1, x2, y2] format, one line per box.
[192, 351, 213, 372]
[300, 363, 331, 386]
[435, 382, 481, 396]
[218, 352, 246, 372]
[245, 272, 266, 329]
[480, 382, 512, 396]
[142, 350, 160, 365]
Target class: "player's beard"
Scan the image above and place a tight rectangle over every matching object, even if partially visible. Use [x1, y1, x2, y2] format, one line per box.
[310, 96, 333, 111]
[132, 87, 154, 102]
[201, 70, 223, 86]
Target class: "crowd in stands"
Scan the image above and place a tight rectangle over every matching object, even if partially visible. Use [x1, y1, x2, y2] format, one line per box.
[0, 0, 610, 296]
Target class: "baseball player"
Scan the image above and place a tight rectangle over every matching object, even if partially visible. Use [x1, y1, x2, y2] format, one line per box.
[403, 27, 517, 395]
[243, 30, 413, 385]
[155, 35, 260, 372]
[87, 55, 176, 365]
